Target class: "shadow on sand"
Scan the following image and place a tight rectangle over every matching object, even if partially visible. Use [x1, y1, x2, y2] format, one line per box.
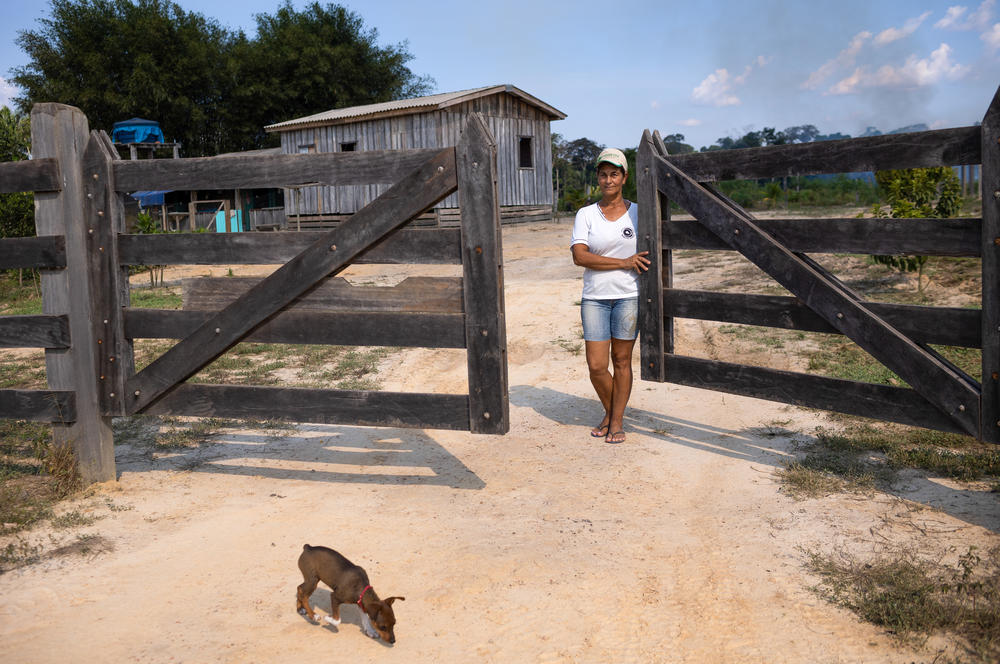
[511, 384, 1000, 533]
[115, 422, 485, 490]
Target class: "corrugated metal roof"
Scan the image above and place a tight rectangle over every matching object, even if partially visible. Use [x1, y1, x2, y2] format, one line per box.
[264, 84, 566, 132]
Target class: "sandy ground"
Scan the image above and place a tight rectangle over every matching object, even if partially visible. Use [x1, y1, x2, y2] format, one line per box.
[1, 219, 998, 663]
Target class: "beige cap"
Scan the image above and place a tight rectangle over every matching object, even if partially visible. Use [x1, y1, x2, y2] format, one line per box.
[596, 147, 628, 174]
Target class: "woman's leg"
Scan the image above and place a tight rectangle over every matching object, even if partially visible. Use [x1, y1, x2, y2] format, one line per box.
[585, 339, 613, 433]
[606, 337, 637, 441]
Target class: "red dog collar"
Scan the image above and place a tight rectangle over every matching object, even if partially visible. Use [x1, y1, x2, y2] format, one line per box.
[358, 585, 372, 608]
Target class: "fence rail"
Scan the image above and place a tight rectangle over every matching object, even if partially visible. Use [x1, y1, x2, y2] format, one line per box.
[0, 103, 509, 484]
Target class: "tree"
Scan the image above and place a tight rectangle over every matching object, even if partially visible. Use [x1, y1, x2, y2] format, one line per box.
[660, 133, 694, 154]
[11, 1, 433, 155]
[0, 107, 37, 286]
[870, 167, 961, 292]
[239, 2, 433, 148]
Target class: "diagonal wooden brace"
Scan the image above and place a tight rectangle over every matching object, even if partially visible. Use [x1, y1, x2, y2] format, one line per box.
[125, 148, 458, 414]
[651, 151, 981, 437]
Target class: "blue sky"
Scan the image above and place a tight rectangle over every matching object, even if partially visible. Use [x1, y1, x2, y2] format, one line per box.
[1, 0, 998, 150]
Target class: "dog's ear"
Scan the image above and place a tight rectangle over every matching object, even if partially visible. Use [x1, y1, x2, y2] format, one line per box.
[384, 596, 405, 605]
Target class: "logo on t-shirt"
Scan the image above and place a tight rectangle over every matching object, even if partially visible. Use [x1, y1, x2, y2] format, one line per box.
[622, 227, 634, 239]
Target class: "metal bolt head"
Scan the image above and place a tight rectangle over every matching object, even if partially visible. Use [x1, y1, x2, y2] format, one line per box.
[109, 392, 115, 398]
[958, 404, 966, 412]
[134, 390, 141, 397]
[437, 166, 444, 173]
[330, 244, 337, 251]
[215, 327, 221, 334]
[483, 411, 491, 420]
[836, 312, 844, 319]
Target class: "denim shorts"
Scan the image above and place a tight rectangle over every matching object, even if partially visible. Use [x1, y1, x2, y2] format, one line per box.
[580, 297, 639, 341]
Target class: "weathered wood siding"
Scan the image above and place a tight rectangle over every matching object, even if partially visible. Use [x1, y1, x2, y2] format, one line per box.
[279, 92, 554, 215]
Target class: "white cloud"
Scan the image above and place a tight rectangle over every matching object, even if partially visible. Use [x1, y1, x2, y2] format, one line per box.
[983, 22, 1000, 48]
[692, 69, 742, 106]
[802, 31, 871, 89]
[935, 6, 968, 28]
[875, 12, 931, 45]
[679, 118, 702, 127]
[970, 0, 996, 27]
[826, 43, 969, 94]
[692, 55, 770, 107]
[934, 0, 995, 29]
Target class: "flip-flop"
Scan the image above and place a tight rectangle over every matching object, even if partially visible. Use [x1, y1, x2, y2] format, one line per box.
[605, 430, 626, 444]
[590, 424, 610, 438]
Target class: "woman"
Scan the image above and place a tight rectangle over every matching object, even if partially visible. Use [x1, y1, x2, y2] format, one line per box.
[570, 148, 650, 444]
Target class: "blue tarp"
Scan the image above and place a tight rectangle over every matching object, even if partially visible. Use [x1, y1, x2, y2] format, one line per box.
[130, 190, 171, 207]
[112, 118, 165, 144]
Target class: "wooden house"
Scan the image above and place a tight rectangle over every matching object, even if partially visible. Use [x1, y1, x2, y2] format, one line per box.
[264, 84, 566, 227]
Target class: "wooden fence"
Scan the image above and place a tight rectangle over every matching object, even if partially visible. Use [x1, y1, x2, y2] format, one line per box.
[0, 103, 509, 485]
[637, 84, 999, 443]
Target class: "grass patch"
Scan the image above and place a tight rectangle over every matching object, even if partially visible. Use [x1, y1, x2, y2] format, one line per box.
[129, 287, 182, 309]
[0, 272, 42, 315]
[777, 420, 999, 499]
[0, 420, 78, 534]
[0, 356, 47, 389]
[805, 547, 1000, 661]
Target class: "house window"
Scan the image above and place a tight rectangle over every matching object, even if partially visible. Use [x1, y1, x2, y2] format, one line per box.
[340, 141, 357, 152]
[298, 144, 315, 154]
[518, 136, 533, 168]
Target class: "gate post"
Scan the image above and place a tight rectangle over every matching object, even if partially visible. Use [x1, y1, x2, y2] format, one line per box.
[638, 131, 665, 381]
[457, 114, 509, 434]
[31, 104, 116, 483]
[982, 85, 1000, 444]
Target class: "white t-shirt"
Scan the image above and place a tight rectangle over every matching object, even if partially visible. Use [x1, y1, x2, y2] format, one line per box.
[570, 201, 640, 299]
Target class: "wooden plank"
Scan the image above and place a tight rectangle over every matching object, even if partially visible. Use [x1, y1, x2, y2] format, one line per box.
[666, 126, 981, 181]
[665, 289, 982, 348]
[125, 309, 467, 348]
[117, 228, 462, 265]
[982, 84, 1000, 444]
[113, 148, 442, 191]
[0, 236, 66, 269]
[0, 315, 70, 348]
[0, 389, 76, 422]
[665, 217, 981, 257]
[652, 132, 676, 360]
[125, 148, 458, 414]
[31, 103, 116, 483]
[143, 384, 470, 430]
[664, 355, 967, 435]
[457, 113, 509, 434]
[637, 130, 664, 381]
[182, 276, 464, 314]
[653, 151, 982, 436]
[0, 158, 61, 193]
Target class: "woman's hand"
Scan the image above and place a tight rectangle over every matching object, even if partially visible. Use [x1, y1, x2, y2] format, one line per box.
[572, 245, 651, 273]
[622, 251, 651, 273]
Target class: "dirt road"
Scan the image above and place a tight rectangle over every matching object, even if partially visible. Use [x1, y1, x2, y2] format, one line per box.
[1, 219, 996, 663]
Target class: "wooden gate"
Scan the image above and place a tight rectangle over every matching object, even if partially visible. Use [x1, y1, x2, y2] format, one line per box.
[0, 103, 508, 484]
[636, 85, 999, 443]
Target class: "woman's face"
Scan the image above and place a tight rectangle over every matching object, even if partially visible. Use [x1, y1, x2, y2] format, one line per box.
[597, 162, 627, 197]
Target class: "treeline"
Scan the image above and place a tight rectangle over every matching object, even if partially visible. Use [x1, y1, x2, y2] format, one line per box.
[9, 0, 433, 156]
[552, 123, 937, 212]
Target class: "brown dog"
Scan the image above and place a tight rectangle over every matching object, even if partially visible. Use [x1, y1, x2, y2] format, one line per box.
[296, 544, 404, 643]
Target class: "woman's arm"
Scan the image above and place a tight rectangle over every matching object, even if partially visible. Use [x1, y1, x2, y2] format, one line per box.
[571, 244, 650, 273]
